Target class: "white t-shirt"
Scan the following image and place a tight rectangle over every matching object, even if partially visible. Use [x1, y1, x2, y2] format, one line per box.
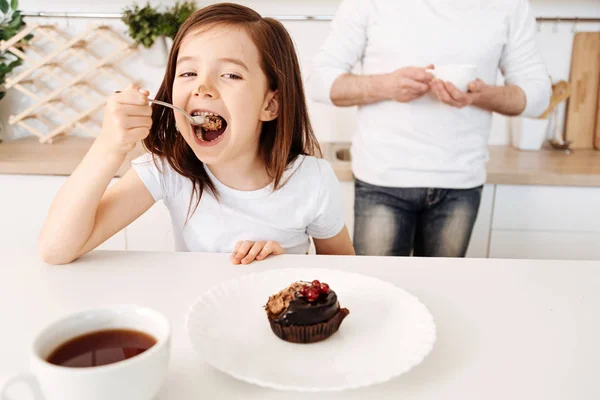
[308, 0, 550, 189]
[131, 153, 345, 254]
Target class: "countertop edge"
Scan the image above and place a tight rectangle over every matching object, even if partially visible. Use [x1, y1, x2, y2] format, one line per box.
[2, 138, 600, 187]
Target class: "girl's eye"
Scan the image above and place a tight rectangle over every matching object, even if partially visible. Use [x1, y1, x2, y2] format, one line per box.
[223, 73, 242, 80]
[179, 72, 196, 77]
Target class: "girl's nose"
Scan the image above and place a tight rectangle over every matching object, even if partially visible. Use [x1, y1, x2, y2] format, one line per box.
[194, 83, 217, 99]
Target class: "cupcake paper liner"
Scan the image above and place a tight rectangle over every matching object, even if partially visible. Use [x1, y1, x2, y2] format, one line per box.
[269, 307, 350, 344]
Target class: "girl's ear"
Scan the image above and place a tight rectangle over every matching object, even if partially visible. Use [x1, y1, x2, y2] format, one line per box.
[260, 91, 279, 122]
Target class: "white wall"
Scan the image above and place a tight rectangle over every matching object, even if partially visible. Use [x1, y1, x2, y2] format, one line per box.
[1, 0, 599, 144]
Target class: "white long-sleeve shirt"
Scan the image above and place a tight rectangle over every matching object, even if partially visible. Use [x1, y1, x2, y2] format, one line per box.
[308, 0, 551, 189]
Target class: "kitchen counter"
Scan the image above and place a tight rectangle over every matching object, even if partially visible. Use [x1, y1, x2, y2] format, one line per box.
[1, 250, 599, 399]
[324, 142, 600, 187]
[1, 136, 600, 186]
[0, 136, 144, 177]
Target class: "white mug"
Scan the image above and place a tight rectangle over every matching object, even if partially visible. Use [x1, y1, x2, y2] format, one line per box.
[426, 64, 477, 92]
[1, 305, 171, 400]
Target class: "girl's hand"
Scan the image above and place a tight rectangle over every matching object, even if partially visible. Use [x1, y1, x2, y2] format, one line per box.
[97, 84, 152, 156]
[230, 240, 284, 265]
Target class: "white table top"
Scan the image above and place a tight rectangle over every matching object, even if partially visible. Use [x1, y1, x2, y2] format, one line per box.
[2, 251, 599, 399]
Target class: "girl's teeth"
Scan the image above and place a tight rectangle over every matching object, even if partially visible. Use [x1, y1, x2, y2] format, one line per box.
[192, 111, 218, 117]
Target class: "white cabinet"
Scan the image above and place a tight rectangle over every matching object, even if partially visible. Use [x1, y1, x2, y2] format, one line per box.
[0, 175, 66, 251]
[0, 175, 125, 253]
[489, 231, 600, 260]
[2, 173, 599, 261]
[488, 185, 600, 260]
[493, 185, 600, 232]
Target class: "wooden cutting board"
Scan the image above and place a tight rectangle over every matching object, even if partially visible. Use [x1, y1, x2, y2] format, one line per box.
[564, 32, 600, 149]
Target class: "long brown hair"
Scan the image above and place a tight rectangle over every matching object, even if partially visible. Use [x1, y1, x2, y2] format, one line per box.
[143, 3, 321, 218]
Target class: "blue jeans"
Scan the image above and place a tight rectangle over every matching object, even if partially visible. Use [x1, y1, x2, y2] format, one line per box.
[353, 179, 483, 257]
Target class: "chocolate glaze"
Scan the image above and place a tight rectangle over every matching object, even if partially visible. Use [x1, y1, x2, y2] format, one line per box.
[274, 290, 339, 326]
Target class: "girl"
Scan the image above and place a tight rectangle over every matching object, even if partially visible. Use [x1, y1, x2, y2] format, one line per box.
[38, 3, 355, 265]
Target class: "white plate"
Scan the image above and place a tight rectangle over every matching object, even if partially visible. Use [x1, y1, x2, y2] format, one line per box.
[185, 268, 436, 392]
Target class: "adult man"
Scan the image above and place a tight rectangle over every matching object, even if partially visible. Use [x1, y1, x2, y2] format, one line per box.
[308, 0, 550, 257]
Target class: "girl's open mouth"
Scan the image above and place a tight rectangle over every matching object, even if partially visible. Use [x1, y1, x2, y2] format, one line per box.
[191, 111, 228, 143]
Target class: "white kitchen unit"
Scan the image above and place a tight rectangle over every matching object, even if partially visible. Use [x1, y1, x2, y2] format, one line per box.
[0, 174, 352, 256]
[0, 175, 125, 253]
[489, 231, 600, 260]
[2, 173, 600, 261]
[491, 185, 600, 232]
[488, 185, 600, 260]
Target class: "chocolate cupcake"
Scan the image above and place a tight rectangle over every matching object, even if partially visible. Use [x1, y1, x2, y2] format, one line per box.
[264, 280, 349, 344]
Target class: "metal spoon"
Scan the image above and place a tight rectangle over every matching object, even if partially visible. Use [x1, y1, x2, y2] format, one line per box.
[150, 99, 206, 126]
[114, 91, 205, 126]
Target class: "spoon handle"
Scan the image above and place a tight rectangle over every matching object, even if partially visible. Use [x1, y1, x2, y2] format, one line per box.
[148, 99, 194, 123]
[113, 91, 198, 124]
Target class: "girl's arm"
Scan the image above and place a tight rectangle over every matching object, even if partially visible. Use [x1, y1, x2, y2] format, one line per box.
[313, 225, 355, 256]
[38, 85, 155, 264]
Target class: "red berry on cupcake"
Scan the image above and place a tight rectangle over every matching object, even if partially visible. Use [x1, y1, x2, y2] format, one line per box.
[299, 281, 331, 301]
[300, 285, 309, 296]
[306, 288, 320, 302]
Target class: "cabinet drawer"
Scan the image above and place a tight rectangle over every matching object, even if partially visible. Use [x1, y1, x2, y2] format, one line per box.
[489, 230, 600, 260]
[492, 185, 600, 232]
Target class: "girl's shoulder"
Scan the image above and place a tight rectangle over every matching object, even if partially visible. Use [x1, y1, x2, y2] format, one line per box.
[131, 152, 167, 169]
[131, 152, 181, 182]
[131, 152, 181, 179]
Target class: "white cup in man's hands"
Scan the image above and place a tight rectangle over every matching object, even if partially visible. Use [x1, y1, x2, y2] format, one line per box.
[426, 64, 477, 92]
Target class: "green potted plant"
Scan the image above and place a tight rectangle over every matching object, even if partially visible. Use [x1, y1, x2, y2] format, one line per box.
[1, 0, 30, 142]
[160, 0, 196, 40]
[1, 0, 30, 101]
[122, 1, 196, 66]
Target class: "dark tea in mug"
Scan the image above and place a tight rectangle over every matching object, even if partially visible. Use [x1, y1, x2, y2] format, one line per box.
[46, 329, 157, 368]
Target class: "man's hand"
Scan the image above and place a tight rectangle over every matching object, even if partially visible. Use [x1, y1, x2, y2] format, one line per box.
[230, 240, 284, 265]
[384, 66, 435, 103]
[430, 78, 487, 108]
